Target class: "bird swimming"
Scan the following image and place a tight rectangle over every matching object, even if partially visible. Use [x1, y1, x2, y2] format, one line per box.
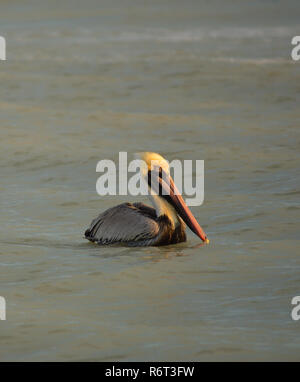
[84, 152, 208, 247]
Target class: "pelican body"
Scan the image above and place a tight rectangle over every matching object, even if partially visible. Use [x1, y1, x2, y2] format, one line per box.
[84, 152, 208, 247]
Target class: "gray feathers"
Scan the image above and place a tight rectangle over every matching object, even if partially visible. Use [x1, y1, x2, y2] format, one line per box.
[85, 203, 160, 246]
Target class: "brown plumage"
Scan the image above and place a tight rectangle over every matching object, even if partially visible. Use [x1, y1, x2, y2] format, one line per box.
[84, 152, 208, 247]
[85, 202, 186, 246]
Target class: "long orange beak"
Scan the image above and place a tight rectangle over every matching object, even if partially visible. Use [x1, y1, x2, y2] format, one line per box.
[151, 169, 209, 243]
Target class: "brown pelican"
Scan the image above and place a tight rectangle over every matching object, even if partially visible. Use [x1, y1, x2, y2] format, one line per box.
[84, 152, 208, 247]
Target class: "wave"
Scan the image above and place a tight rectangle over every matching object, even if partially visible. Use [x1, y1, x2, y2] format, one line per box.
[13, 25, 296, 44]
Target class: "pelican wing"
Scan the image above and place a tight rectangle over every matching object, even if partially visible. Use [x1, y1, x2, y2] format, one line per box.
[84, 203, 159, 245]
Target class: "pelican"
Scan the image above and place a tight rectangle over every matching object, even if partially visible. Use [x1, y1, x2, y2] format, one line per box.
[84, 152, 208, 247]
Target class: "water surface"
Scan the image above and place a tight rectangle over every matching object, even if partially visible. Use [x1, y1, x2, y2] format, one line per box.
[0, 0, 300, 361]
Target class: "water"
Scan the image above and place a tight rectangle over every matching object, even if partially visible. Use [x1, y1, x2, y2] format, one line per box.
[0, 0, 300, 361]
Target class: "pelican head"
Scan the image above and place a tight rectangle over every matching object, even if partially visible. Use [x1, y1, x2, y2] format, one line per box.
[135, 152, 209, 243]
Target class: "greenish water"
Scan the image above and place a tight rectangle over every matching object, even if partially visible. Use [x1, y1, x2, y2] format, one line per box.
[0, 0, 300, 361]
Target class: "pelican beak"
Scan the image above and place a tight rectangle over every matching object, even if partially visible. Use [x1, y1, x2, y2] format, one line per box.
[152, 169, 209, 243]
